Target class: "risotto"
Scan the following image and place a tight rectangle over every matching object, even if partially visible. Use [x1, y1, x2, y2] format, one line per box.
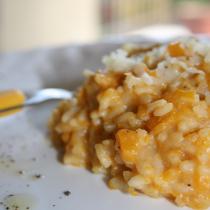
[49, 38, 210, 209]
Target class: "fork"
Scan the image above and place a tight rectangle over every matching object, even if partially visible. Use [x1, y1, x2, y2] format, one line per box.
[0, 88, 73, 117]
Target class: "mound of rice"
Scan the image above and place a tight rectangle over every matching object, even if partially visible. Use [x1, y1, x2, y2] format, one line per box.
[49, 38, 210, 209]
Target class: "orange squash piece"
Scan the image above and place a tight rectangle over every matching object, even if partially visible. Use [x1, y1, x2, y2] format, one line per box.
[116, 129, 140, 164]
[168, 42, 186, 57]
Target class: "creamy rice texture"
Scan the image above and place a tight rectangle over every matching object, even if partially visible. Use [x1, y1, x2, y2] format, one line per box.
[49, 38, 210, 209]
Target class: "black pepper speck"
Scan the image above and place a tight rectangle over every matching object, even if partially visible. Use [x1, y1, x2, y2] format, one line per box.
[18, 170, 24, 175]
[63, 191, 71, 196]
[33, 174, 44, 179]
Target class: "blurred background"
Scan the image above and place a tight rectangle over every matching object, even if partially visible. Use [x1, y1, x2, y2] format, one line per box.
[0, 0, 210, 53]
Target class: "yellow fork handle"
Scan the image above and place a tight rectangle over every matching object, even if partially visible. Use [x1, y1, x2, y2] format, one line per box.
[0, 90, 26, 117]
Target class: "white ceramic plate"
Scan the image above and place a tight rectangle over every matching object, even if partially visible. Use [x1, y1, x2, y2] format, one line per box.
[0, 39, 192, 210]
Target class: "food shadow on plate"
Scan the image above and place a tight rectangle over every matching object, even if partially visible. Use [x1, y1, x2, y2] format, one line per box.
[25, 100, 68, 162]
